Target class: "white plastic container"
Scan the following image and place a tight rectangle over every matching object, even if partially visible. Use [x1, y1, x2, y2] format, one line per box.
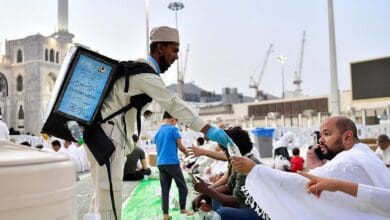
[0, 140, 77, 220]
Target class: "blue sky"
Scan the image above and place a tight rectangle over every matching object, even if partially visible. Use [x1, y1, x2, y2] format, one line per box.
[1, 0, 389, 98]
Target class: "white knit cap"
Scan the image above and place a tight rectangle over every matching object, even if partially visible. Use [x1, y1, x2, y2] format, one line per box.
[150, 26, 180, 44]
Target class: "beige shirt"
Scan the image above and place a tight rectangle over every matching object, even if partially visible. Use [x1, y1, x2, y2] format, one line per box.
[100, 59, 206, 153]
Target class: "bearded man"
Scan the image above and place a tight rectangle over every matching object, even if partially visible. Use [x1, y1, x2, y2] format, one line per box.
[231, 116, 390, 219]
[85, 26, 232, 219]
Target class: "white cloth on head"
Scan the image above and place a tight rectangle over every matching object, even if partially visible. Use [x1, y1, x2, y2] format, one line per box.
[244, 143, 390, 219]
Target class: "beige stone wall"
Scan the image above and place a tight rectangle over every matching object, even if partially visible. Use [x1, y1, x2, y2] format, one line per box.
[0, 33, 72, 134]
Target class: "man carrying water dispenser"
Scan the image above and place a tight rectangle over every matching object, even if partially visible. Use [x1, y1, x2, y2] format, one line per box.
[83, 26, 233, 219]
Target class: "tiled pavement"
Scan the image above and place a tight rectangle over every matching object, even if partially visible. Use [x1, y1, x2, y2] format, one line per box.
[76, 172, 139, 219]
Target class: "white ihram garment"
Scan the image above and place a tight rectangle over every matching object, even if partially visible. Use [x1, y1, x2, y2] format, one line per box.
[244, 143, 390, 220]
[357, 184, 390, 217]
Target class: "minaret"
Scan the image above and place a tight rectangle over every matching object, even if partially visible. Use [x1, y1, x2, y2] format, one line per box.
[58, 0, 68, 32]
[328, 0, 340, 115]
[56, 0, 74, 42]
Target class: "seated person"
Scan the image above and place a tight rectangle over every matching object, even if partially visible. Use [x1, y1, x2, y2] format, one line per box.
[290, 147, 304, 172]
[185, 137, 205, 169]
[51, 140, 62, 152]
[192, 127, 262, 220]
[375, 134, 390, 167]
[273, 131, 295, 161]
[205, 144, 228, 183]
[188, 140, 228, 176]
[273, 132, 295, 171]
[123, 134, 151, 181]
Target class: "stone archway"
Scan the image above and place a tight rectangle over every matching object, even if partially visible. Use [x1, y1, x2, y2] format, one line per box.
[0, 72, 8, 97]
[42, 72, 57, 111]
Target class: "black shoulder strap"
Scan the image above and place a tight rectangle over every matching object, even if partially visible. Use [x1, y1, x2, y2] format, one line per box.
[119, 61, 157, 93]
[101, 94, 152, 135]
[100, 61, 156, 123]
[105, 160, 118, 220]
[101, 103, 134, 124]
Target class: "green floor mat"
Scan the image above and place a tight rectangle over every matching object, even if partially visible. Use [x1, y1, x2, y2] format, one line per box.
[122, 178, 199, 220]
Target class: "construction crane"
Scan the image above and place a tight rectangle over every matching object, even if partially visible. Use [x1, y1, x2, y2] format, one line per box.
[177, 43, 190, 99]
[293, 30, 306, 96]
[249, 43, 273, 101]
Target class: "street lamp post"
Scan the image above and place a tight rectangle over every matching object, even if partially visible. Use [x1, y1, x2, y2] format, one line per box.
[168, 2, 184, 99]
[168, 2, 184, 28]
[277, 55, 287, 99]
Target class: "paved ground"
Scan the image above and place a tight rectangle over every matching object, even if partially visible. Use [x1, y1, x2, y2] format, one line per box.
[76, 172, 139, 219]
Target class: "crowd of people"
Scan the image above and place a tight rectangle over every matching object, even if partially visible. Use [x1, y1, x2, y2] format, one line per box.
[0, 24, 389, 220]
[133, 114, 390, 220]
[1, 108, 390, 219]
[126, 113, 390, 219]
[2, 108, 390, 220]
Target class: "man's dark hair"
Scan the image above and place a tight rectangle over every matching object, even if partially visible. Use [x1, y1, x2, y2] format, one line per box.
[225, 127, 253, 156]
[335, 117, 360, 141]
[9, 127, 16, 135]
[150, 42, 172, 53]
[378, 134, 390, 142]
[197, 137, 205, 146]
[292, 147, 300, 156]
[35, 144, 44, 149]
[162, 111, 173, 119]
[132, 134, 139, 143]
[51, 140, 61, 147]
[144, 110, 153, 117]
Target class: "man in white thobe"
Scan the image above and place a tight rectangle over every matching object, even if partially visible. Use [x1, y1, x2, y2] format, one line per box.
[232, 116, 390, 220]
[84, 26, 233, 219]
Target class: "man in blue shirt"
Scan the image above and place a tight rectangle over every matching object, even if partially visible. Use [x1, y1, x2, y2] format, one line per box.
[154, 111, 192, 220]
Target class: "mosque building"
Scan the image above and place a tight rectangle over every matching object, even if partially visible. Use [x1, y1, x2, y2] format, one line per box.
[0, 0, 73, 135]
